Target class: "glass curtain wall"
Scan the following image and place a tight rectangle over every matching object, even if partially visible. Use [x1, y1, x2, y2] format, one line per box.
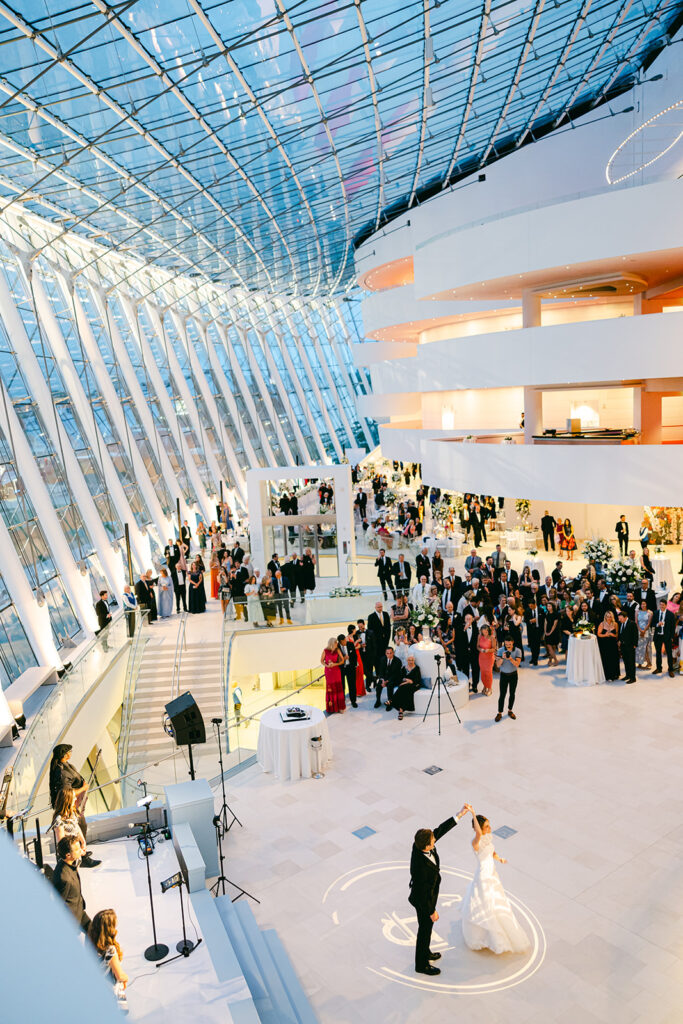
[274, 313, 337, 459]
[205, 320, 267, 468]
[0, 568, 37, 690]
[289, 308, 351, 451]
[226, 322, 285, 465]
[262, 325, 321, 463]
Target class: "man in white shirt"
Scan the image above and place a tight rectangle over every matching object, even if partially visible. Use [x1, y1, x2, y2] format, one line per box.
[411, 575, 431, 607]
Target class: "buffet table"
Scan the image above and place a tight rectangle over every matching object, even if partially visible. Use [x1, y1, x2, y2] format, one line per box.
[257, 705, 331, 781]
[566, 634, 606, 686]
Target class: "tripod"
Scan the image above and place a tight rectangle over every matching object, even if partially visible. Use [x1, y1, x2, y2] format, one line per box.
[422, 653, 461, 736]
[212, 717, 241, 834]
[210, 814, 259, 904]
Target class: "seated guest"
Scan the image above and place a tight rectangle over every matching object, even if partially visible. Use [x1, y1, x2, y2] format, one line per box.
[52, 787, 100, 868]
[88, 909, 128, 992]
[375, 646, 404, 709]
[387, 655, 422, 720]
[52, 836, 90, 932]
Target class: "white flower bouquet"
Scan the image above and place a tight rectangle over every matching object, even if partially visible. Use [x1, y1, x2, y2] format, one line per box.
[605, 556, 642, 589]
[329, 586, 361, 598]
[582, 538, 613, 563]
[515, 498, 531, 521]
[410, 601, 441, 630]
[384, 490, 398, 506]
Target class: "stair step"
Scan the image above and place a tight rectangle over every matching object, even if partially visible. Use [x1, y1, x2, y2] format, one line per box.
[262, 930, 317, 1024]
[215, 897, 274, 1020]
[234, 901, 297, 1024]
[188, 890, 260, 1023]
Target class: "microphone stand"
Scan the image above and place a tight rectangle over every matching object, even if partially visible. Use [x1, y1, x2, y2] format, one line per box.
[137, 814, 169, 962]
[212, 718, 241, 834]
[157, 876, 202, 966]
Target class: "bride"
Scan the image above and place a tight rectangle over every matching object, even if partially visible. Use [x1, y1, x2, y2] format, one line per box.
[460, 808, 529, 953]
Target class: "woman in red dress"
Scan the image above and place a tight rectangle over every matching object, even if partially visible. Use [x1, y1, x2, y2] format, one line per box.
[209, 552, 220, 600]
[477, 624, 495, 695]
[321, 637, 345, 714]
[351, 626, 366, 697]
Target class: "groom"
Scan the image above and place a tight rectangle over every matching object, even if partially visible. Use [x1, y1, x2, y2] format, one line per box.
[409, 804, 471, 975]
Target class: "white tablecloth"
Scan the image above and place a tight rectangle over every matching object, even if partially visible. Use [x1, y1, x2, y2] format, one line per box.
[523, 558, 546, 581]
[256, 705, 331, 780]
[305, 595, 362, 625]
[410, 640, 443, 687]
[652, 556, 675, 591]
[566, 634, 606, 686]
[505, 529, 528, 550]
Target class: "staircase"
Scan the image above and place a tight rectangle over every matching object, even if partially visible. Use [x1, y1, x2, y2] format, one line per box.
[190, 889, 317, 1023]
[126, 639, 223, 773]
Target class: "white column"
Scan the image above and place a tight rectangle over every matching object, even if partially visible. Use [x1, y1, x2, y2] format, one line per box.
[72, 284, 169, 542]
[0, 380, 98, 633]
[29, 269, 151, 571]
[0, 268, 125, 598]
[524, 387, 543, 445]
[522, 290, 541, 328]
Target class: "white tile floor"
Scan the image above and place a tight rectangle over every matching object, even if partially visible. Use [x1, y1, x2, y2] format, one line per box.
[207, 655, 683, 1024]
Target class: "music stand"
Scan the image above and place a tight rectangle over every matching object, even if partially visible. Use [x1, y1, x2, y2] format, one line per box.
[421, 653, 461, 735]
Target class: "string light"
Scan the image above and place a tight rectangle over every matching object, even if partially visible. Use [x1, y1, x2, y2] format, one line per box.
[605, 99, 683, 185]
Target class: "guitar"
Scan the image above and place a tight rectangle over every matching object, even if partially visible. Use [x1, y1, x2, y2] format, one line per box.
[76, 748, 101, 815]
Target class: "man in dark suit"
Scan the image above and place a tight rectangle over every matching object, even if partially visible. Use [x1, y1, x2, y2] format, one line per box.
[623, 592, 639, 621]
[367, 602, 392, 680]
[393, 554, 412, 597]
[634, 580, 657, 613]
[618, 610, 638, 683]
[524, 600, 545, 666]
[541, 510, 557, 551]
[375, 550, 395, 601]
[503, 561, 519, 590]
[415, 547, 431, 581]
[52, 836, 90, 932]
[279, 492, 290, 515]
[272, 570, 292, 623]
[456, 613, 480, 692]
[284, 554, 305, 603]
[231, 543, 245, 565]
[551, 561, 564, 585]
[409, 806, 470, 975]
[95, 590, 111, 632]
[492, 572, 512, 603]
[181, 519, 192, 552]
[615, 515, 629, 556]
[341, 627, 358, 708]
[267, 553, 283, 578]
[652, 599, 676, 676]
[374, 645, 403, 708]
[135, 572, 158, 623]
[231, 562, 249, 620]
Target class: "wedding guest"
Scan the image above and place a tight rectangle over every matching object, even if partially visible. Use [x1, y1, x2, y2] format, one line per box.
[597, 610, 620, 681]
[375, 645, 403, 708]
[456, 613, 480, 693]
[618, 610, 638, 683]
[218, 569, 232, 617]
[652, 598, 676, 676]
[302, 547, 316, 597]
[543, 600, 561, 666]
[245, 575, 265, 626]
[615, 514, 629, 556]
[391, 593, 411, 636]
[477, 624, 495, 696]
[494, 637, 521, 722]
[636, 599, 653, 669]
[640, 547, 654, 582]
[387, 654, 422, 720]
[321, 638, 345, 714]
[339, 630, 358, 708]
[88, 909, 128, 992]
[187, 560, 206, 614]
[52, 836, 90, 930]
[258, 574, 276, 627]
[157, 568, 174, 618]
[639, 519, 650, 550]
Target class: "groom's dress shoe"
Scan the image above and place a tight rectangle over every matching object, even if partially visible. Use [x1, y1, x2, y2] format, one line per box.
[416, 965, 441, 976]
[427, 951, 441, 960]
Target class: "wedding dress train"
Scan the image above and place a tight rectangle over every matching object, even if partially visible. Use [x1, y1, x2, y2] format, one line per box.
[460, 834, 529, 953]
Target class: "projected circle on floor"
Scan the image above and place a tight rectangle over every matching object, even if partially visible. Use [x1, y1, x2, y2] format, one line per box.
[322, 861, 546, 994]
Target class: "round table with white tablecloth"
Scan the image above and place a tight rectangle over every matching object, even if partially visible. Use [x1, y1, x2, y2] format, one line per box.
[256, 705, 332, 781]
[652, 555, 675, 592]
[409, 640, 445, 688]
[505, 529, 528, 550]
[566, 634, 606, 686]
[523, 557, 546, 581]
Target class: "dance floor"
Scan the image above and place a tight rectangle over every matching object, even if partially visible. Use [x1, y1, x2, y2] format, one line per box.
[215, 656, 683, 1024]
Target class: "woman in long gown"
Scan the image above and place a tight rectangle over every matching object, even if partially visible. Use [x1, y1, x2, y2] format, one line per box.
[157, 568, 174, 618]
[187, 563, 206, 614]
[597, 610, 620, 680]
[477, 624, 495, 695]
[245, 576, 265, 626]
[301, 548, 316, 597]
[460, 808, 529, 954]
[209, 552, 220, 601]
[388, 655, 422, 720]
[561, 518, 577, 560]
[636, 601, 653, 668]
[543, 600, 561, 666]
[351, 626, 366, 697]
[321, 638, 345, 714]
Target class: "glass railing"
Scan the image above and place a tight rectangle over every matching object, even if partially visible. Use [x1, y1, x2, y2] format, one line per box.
[116, 610, 150, 800]
[10, 611, 141, 819]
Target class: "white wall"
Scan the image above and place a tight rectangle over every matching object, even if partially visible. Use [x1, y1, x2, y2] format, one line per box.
[230, 625, 357, 677]
[542, 388, 635, 431]
[422, 388, 523, 431]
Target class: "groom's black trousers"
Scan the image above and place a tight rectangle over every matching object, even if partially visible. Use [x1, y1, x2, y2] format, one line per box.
[415, 907, 434, 971]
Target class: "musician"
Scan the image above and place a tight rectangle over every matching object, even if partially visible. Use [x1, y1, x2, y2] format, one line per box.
[52, 836, 90, 932]
[49, 743, 91, 846]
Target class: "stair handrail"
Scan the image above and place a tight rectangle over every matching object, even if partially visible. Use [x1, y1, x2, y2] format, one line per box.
[170, 611, 188, 701]
[117, 609, 149, 777]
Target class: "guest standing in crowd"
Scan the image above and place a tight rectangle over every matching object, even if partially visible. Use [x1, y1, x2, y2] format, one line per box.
[597, 610, 619, 681]
[636, 600, 653, 669]
[245, 575, 265, 626]
[321, 638, 345, 714]
[477, 624, 495, 696]
[187, 561, 206, 614]
[541, 510, 556, 551]
[615, 515, 629, 556]
[302, 548, 316, 597]
[618, 610, 638, 683]
[52, 836, 90, 931]
[157, 568, 174, 618]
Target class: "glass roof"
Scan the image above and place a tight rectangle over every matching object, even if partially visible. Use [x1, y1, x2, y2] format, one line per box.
[0, 0, 679, 295]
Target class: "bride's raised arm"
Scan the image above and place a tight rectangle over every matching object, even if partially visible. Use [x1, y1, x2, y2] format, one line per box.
[470, 809, 482, 849]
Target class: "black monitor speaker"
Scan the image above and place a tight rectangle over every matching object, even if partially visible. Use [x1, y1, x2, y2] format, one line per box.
[165, 692, 206, 746]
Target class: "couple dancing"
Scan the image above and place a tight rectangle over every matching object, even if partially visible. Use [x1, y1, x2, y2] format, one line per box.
[409, 803, 528, 975]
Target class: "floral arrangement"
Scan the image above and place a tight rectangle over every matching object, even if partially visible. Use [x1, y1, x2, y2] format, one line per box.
[582, 538, 613, 564]
[391, 471, 402, 485]
[384, 490, 398, 506]
[515, 498, 531, 522]
[605, 556, 642, 589]
[410, 601, 441, 631]
[329, 586, 361, 598]
[655, 545, 665, 554]
[432, 500, 452, 525]
[573, 618, 596, 636]
[527, 548, 538, 557]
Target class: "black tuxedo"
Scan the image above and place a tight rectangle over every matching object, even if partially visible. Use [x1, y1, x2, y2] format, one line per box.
[95, 599, 111, 631]
[231, 545, 245, 565]
[283, 559, 304, 600]
[541, 514, 556, 551]
[393, 560, 412, 594]
[375, 555, 395, 599]
[409, 817, 458, 971]
[367, 610, 392, 676]
[135, 578, 158, 622]
[551, 568, 563, 585]
[524, 606, 545, 664]
[506, 568, 519, 589]
[619, 619, 638, 680]
[492, 579, 512, 602]
[652, 607, 676, 673]
[375, 654, 403, 704]
[455, 622, 480, 690]
[634, 587, 656, 613]
[415, 553, 431, 580]
[267, 558, 283, 578]
[181, 524, 192, 551]
[53, 859, 89, 931]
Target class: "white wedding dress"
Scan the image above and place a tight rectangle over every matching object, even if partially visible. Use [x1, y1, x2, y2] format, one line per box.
[461, 834, 529, 953]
